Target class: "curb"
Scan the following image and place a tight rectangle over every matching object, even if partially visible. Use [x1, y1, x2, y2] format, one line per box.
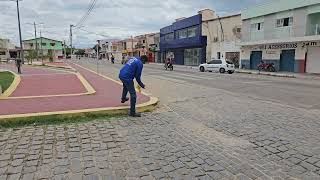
[0, 63, 159, 122]
[0, 70, 21, 98]
[236, 70, 296, 78]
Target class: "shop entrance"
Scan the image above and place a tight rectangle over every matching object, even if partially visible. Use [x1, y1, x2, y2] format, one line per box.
[250, 51, 262, 70]
[280, 49, 295, 72]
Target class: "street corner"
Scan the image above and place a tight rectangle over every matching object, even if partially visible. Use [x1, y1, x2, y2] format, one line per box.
[0, 62, 159, 124]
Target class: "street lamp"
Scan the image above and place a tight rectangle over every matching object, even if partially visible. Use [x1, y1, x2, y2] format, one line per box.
[2, 0, 25, 63]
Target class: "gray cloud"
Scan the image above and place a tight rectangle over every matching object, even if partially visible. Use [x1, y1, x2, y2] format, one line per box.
[0, 0, 266, 48]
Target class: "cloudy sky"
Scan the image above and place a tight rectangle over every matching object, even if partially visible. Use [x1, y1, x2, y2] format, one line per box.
[0, 0, 266, 48]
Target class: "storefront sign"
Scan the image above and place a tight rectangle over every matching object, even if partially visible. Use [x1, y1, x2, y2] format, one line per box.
[302, 41, 319, 47]
[256, 43, 298, 50]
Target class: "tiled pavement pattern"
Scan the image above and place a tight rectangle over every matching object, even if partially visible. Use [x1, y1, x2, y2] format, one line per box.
[1, 104, 319, 180]
[169, 93, 320, 180]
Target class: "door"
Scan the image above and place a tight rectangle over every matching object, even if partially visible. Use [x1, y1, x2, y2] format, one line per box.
[280, 49, 295, 72]
[210, 60, 222, 72]
[250, 51, 262, 70]
[306, 47, 320, 74]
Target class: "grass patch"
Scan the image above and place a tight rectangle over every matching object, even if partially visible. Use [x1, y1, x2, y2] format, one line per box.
[0, 113, 125, 129]
[0, 71, 14, 93]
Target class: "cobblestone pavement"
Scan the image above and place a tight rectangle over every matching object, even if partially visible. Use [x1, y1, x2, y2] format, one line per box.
[1, 103, 320, 180]
[1, 60, 320, 179]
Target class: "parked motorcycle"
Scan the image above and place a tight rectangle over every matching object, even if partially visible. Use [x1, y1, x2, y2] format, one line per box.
[258, 62, 276, 72]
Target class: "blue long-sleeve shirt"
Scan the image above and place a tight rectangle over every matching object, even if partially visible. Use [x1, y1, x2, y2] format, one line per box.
[119, 57, 145, 88]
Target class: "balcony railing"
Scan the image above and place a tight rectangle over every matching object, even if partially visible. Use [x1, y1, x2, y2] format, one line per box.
[307, 24, 320, 36]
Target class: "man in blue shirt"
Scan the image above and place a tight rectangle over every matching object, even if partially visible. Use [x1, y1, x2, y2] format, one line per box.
[119, 57, 145, 117]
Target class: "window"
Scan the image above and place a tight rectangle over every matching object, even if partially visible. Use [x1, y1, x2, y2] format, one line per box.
[164, 33, 174, 41]
[142, 40, 146, 43]
[217, 52, 221, 59]
[251, 22, 264, 31]
[177, 29, 188, 39]
[177, 26, 198, 39]
[213, 60, 222, 64]
[236, 28, 241, 33]
[0, 51, 5, 55]
[30, 43, 33, 47]
[276, 17, 293, 27]
[187, 26, 197, 38]
[184, 48, 201, 66]
[50, 43, 55, 46]
[42, 43, 46, 46]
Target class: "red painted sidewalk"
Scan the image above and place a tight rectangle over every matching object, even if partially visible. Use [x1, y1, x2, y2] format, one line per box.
[0, 63, 150, 116]
[1, 64, 87, 97]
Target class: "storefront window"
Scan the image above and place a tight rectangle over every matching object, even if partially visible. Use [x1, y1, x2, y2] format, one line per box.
[164, 33, 174, 41]
[188, 26, 197, 37]
[178, 29, 188, 39]
[184, 48, 201, 66]
[177, 26, 197, 39]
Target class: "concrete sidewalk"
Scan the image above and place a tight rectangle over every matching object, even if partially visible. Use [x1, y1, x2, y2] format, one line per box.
[0, 62, 157, 120]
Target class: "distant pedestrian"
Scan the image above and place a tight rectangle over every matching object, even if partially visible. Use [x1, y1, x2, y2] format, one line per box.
[119, 57, 145, 117]
[111, 54, 115, 64]
[16, 58, 22, 74]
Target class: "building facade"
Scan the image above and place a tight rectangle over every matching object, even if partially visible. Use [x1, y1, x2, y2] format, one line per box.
[202, 12, 242, 67]
[240, 0, 320, 73]
[160, 12, 210, 65]
[0, 38, 16, 60]
[23, 37, 63, 59]
[135, 33, 159, 63]
[121, 38, 139, 57]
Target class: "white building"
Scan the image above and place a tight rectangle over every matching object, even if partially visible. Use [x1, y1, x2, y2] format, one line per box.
[201, 9, 242, 67]
[240, 0, 320, 73]
[0, 38, 16, 60]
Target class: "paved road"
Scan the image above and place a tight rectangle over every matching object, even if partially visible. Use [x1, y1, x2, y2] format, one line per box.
[1, 58, 320, 179]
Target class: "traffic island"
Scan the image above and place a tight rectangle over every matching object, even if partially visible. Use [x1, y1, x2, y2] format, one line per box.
[0, 63, 159, 127]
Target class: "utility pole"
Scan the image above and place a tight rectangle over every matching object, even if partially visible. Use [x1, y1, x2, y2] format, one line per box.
[131, 36, 134, 57]
[16, 0, 24, 63]
[33, 22, 38, 61]
[40, 29, 44, 65]
[97, 40, 100, 74]
[70, 25, 74, 58]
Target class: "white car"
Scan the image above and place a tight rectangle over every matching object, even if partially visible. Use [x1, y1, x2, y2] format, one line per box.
[199, 59, 235, 74]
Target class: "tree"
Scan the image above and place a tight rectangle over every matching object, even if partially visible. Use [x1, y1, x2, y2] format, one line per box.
[75, 49, 85, 56]
[25, 50, 36, 64]
[63, 48, 72, 57]
[48, 50, 54, 62]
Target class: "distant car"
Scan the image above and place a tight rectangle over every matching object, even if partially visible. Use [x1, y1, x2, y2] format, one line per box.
[199, 59, 235, 74]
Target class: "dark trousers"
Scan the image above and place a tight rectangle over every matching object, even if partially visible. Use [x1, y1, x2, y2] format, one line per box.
[121, 80, 136, 115]
[17, 65, 21, 74]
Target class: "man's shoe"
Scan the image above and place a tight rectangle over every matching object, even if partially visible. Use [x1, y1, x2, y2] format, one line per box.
[121, 97, 129, 103]
[129, 113, 141, 117]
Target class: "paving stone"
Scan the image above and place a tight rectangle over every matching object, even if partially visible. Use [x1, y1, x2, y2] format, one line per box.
[186, 161, 198, 169]
[7, 173, 21, 180]
[54, 166, 69, 175]
[21, 173, 35, 180]
[193, 157, 205, 165]
[84, 174, 100, 180]
[150, 170, 166, 179]
[162, 164, 175, 173]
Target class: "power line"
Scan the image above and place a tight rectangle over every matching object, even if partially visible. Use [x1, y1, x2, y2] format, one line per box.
[78, 28, 109, 38]
[75, 0, 98, 28]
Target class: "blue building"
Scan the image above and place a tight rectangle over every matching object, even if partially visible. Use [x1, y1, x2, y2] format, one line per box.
[160, 11, 210, 66]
